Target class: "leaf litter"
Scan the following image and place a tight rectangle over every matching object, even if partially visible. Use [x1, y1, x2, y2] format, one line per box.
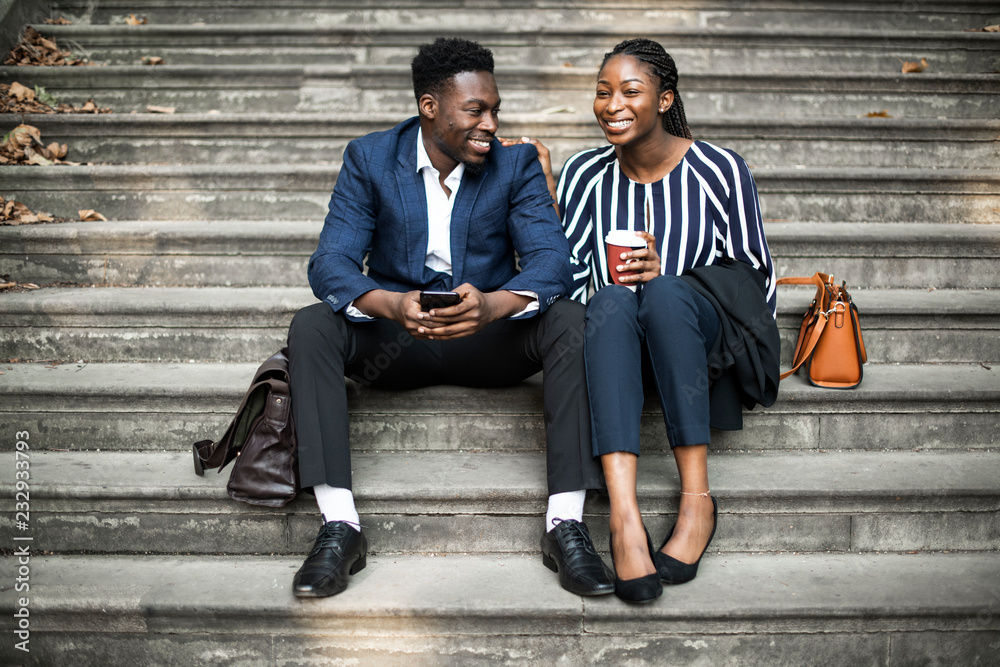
[1, 123, 70, 166]
[1, 82, 111, 114]
[3, 26, 92, 66]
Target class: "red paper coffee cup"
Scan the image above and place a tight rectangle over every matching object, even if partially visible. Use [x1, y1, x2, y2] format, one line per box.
[605, 230, 647, 287]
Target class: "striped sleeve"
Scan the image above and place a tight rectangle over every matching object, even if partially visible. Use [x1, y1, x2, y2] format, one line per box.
[558, 147, 612, 303]
[721, 149, 777, 316]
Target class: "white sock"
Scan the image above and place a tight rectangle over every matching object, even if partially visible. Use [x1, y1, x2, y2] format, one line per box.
[313, 484, 360, 527]
[545, 490, 586, 532]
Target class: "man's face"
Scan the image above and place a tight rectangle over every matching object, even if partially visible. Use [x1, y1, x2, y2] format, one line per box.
[421, 70, 501, 176]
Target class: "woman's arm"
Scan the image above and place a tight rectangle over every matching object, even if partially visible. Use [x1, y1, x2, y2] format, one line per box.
[723, 152, 777, 316]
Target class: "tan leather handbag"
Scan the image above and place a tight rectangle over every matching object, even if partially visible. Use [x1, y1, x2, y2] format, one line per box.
[778, 273, 867, 389]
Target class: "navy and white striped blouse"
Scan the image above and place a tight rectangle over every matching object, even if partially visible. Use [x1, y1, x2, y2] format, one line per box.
[557, 140, 776, 316]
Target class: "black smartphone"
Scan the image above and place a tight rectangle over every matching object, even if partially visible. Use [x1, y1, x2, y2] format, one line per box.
[419, 290, 462, 311]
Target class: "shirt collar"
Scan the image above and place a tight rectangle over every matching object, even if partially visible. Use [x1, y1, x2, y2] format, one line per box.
[416, 127, 464, 182]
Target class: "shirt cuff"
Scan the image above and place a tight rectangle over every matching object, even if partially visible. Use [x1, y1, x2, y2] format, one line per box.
[345, 300, 374, 321]
[508, 290, 539, 318]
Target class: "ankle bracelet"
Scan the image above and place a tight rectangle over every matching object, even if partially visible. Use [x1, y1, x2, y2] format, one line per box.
[680, 490, 711, 497]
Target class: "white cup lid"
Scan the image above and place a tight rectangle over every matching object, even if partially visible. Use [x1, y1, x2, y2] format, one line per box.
[605, 229, 646, 247]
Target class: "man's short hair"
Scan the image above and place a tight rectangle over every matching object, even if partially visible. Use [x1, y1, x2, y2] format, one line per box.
[411, 38, 495, 101]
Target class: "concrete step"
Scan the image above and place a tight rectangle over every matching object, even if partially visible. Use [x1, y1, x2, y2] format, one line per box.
[0, 286, 997, 365]
[34, 23, 1000, 73]
[4, 164, 998, 223]
[3, 65, 997, 118]
[16, 113, 1000, 170]
[50, 0, 1000, 32]
[0, 552, 997, 665]
[2, 449, 997, 555]
[0, 362, 995, 452]
[4, 221, 998, 289]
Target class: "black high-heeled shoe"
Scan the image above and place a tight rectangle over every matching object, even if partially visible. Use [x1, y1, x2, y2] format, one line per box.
[609, 526, 663, 604]
[654, 496, 718, 585]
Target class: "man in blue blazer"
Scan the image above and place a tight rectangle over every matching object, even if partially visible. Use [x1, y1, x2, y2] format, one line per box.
[286, 38, 611, 599]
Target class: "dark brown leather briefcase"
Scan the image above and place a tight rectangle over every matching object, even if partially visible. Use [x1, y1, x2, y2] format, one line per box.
[192, 348, 299, 507]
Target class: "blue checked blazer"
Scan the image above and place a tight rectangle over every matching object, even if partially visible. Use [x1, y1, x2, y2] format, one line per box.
[307, 116, 572, 318]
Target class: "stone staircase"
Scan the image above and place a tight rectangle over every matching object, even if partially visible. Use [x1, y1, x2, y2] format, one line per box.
[1, 1, 999, 664]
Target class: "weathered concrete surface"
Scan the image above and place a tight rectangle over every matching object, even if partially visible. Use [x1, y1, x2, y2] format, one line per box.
[33, 23, 1000, 73]
[43, 0, 1000, 31]
[0, 219, 317, 287]
[19, 113, 1000, 169]
[4, 163, 998, 222]
[1, 449, 996, 554]
[0, 552, 996, 664]
[4, 221, 998, 289]
[1, 286, 996, 363]
[0, 363, 996, 451]
[3, 65, 998, 117]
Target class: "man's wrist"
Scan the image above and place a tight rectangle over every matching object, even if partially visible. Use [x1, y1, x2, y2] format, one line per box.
[353, 289, 402, 320]
[486, 290, 533, 320]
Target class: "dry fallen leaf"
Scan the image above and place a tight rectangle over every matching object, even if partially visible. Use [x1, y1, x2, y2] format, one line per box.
[141, 56, 165, 66]
[1, 124, 73, 165]
[901, 58, 929, 74]
[126, 14, 148, 25]
[3, 123, 41, 149]
[987, 25, 1000, 32]
[43, 17, 72, 25]
[78, 209, 108, 222]
[146, 105, 176, 114]
[24, 147, 53, 166]
[865, 109, 892, 118]
[9, 81, 34, 102]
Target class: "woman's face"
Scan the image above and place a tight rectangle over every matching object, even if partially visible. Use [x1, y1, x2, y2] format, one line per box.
[594, 54, 672, 146]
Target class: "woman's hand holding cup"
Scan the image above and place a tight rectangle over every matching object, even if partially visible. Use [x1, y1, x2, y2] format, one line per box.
[606, 230, 661, 289]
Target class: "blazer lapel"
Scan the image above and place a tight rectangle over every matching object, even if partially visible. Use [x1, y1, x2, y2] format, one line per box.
[395, 124, 428, 281]
[449, 165, 485, 286]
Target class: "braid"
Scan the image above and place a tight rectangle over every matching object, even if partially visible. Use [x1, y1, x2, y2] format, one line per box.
[601, 38, 693, 140]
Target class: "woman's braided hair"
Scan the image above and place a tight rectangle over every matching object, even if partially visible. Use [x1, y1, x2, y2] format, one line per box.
[601, 38, 693, 140]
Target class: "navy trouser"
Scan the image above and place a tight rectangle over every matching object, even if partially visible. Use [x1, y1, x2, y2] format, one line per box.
[584, 276, 720, 456]
[287, 298, 602, 494]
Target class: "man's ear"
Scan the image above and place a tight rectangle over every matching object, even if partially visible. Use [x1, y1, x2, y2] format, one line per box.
[418, 93, 438, 120]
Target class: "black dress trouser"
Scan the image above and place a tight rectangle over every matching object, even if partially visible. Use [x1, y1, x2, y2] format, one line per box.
[287, 298, 603, 494]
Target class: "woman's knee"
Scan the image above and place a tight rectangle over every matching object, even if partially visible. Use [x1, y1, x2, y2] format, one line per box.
[639, 275, 699, 318]
[585, 284, 638, 331]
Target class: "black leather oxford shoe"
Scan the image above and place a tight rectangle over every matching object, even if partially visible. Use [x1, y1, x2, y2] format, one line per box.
[540, 518, 615, 596]
[292, 520, 367, 598]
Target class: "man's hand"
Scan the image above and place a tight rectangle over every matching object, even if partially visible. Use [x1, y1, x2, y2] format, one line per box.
[415, 283, 531, 340]
[354, 289, 428, 337]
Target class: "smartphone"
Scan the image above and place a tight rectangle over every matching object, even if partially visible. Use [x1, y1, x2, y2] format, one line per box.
[420, 290, 462, 311]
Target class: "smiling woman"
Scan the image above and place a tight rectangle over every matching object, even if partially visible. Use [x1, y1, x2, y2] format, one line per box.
[525, 38, 779, 604]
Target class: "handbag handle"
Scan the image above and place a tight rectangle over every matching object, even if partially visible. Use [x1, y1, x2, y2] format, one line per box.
[778, 309, 828, 380]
